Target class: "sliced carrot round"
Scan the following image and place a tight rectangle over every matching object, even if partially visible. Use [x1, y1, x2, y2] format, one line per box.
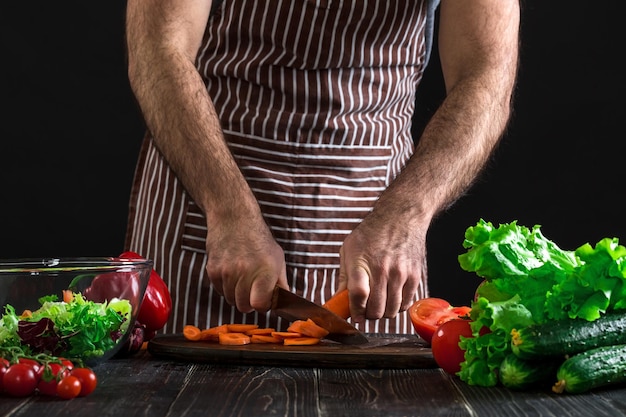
[271, 331, 302, 340]
[219, 332, 251, 345]
[245, 327, 276, 336]
[250, 334, 283, 344]
[283, 337, 321, 346]
[183, 325, 202, 341]
[227, 323, 259, 333]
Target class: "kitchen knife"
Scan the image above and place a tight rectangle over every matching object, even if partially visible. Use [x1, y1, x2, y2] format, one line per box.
[271, 286, 369, 345]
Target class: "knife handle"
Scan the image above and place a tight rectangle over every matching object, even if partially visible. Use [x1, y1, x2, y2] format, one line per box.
[322, 289, 350, 319]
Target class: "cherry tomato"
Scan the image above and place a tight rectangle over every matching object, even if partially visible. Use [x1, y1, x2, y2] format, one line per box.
[37, 363, 70, 396]
[409, 298, 471, 344]
[18, 358, 41, 374]
[70, 367, 98, 396]
[0, 358, 10, 391]
[58, 358, 75, 371]
[119, 251, 172, 332]
[3, 363, 38, 397]
[57, 375, 82, 400]
[431, 319, 474, 375]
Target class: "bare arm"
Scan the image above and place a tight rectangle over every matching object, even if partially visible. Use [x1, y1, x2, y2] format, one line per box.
[340, 0, 520, 321]
[126, 0, 288, 313]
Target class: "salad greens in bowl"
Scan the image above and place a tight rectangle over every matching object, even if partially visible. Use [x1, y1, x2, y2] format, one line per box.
[0, 257, 152, 366]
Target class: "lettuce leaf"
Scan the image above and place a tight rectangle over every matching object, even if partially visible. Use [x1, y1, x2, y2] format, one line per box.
[0, 305, 20, 347]
[458, 296, 534, 386]
[459, 219, 579, 284]
[545, 237, 626, 321]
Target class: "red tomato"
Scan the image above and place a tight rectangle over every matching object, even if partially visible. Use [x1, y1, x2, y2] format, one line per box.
[57, 375, 82, 400]
[0, 358, 10, 391]
[58, 358, 75, 371]
[18, 358, 41, 374]
[431, 319, 474, 375]
[409, 298, 471, 344]
[37, 377, 59, 396]
[37, 363, 69, 396]
[3, 363, 38, 397]
[119, 251, 172, 332]
[70, 367, 98, 396]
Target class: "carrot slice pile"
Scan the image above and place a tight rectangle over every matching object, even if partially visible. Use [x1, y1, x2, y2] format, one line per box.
[287, 319, 329, 339]
[183, 322, 330, 346]
[183, 306, 338, 346]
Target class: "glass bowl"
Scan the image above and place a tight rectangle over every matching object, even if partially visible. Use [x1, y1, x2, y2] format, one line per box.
[0, 257, 152, 366]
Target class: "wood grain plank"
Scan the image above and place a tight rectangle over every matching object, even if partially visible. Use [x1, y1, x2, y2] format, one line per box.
[167, 364, 319, 417]
[447, 376, 626, 417]
[316, 368, 472, 417]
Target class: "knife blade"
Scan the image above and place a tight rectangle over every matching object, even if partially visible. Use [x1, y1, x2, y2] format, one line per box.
[271, 286, 368, 345]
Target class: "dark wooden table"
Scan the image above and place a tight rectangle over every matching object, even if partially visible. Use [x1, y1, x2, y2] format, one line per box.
[2, 348, 626, 417]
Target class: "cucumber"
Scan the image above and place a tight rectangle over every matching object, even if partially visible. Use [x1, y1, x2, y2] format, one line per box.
[510, 311, 626, 359]
[552, 344, 626, 394]
[498, 353, 562, 390]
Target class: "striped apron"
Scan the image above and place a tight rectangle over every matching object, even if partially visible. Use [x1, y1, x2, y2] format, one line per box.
[126, 0, 437, 334]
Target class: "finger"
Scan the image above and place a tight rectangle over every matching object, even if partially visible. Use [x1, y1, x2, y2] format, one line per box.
[234, 276, 255, 313]
[400, 261, 426, 311]
[347, 262, 372, 322]
[383, 278, 403, 319]
[400, 274, 420, 312]
[206, 264, 228, 302]
[249, 264, 288, 313]
[363, 265, 387, 320]
[383, 262, 414, 317]
[275, 269, 290, 291]
[336, 246, 348, 293]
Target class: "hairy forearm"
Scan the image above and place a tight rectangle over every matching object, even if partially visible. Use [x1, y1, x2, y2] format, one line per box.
[373, 64, 516, 230]
[373, 0, 519, 231]
[126, 11, 260, 225]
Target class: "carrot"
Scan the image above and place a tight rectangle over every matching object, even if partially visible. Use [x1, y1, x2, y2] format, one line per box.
[283, 337, 321, 346]
[19, 309, 33, 319]
[219, 332, 251, 345]
[183, 325, 202, 341]
[226, 324, 259, 333]
[287, 319, 329, 339]
[245, 327, 276, 336]
[322, 289, 350, 319]
[200, 324, 230, 341]
[271, 331, 302, 340]
[63, 289, 74, 303]
[250, 334, 283, 344]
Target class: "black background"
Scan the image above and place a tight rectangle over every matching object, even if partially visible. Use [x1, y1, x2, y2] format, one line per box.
[1, 2, 624, 305]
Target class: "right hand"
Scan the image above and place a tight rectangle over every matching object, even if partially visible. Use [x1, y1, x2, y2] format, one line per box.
[205, 214, 288, 314]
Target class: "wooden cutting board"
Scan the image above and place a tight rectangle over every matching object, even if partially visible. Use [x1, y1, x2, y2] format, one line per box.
[148, 333, 435, 369]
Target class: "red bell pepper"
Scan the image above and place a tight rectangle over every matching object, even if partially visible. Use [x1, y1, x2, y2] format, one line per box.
[118, 251, 172, 334]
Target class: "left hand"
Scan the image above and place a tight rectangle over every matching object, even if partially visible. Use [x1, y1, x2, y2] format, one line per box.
[338, 209, 427, 322]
